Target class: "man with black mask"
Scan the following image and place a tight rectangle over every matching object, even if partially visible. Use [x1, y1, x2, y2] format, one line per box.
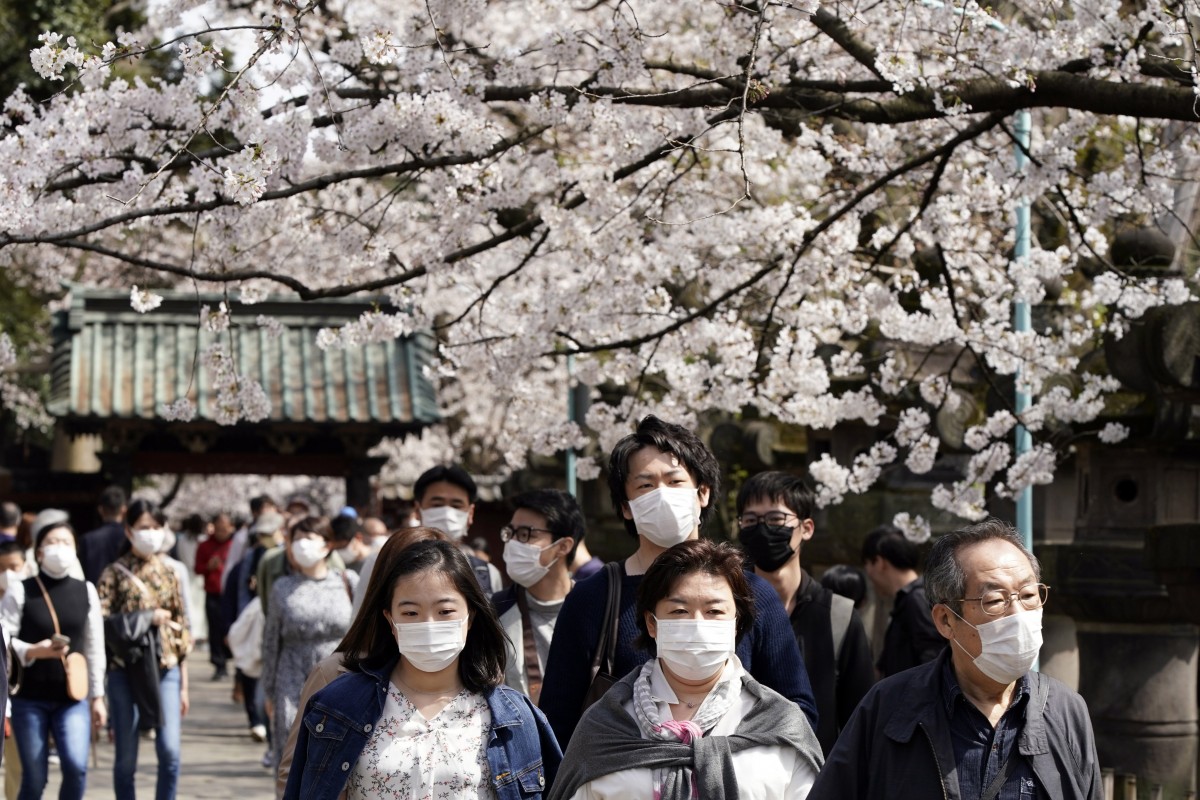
[736, 471, 875, 755]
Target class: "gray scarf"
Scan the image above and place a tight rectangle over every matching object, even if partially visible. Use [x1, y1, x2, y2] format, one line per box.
[548, 666, 823, 800]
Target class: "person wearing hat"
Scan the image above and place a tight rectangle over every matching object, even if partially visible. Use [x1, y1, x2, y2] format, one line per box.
[1, 511, 106, 800]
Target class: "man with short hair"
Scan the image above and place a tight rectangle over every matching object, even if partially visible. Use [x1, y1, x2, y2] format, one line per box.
[220, 494, 278, 592]
[0, 503, 20, 544]
[862, 524, 944, 676]
[539, 415, 817, 746]
[413, 464, 502, 592]
[811, 518, 1101, 799]
[490, 489, 584, 702]
[79, 485, 127, 584]
[196, 512, 236, 679]
[737, 471, 875, 755]
[330, 512, 370, 573]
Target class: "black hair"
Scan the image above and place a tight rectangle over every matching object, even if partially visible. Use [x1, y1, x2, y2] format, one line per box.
[735, 471, 814, 519]
[861, 524, 920, 571]
[99, 485, 127, 514]
[35, 522, 76, 553]
[414, 465, 478, 505]
[607, 415, 722, 539]
[820, 565, 868, 607]
[0, 502, 20, 529]
[0, 540, 25, 559]
[180, 513, 206, 536]
[124, 498, 162, 529]
[289, 516, 333, 543]
[340, 539, 505, 693]
[330, 514, 363, 545]
[635, 539, 755, 654]
[511, 488, 586, 561]
[250, 495, 277, 516]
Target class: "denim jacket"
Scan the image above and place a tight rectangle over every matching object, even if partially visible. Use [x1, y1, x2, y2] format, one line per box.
[283, 655, 562, 800]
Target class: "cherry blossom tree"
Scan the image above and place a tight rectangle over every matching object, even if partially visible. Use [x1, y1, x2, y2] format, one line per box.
[2, 0, 1198, 531]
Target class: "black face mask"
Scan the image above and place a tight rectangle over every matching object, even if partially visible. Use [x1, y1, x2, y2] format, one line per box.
[739, 523, 796, 572]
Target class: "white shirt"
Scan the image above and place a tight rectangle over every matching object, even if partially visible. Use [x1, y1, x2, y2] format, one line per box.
[0, 578, 106, 699]
[570, 658, 817, 800]
[347, 684, 497, 800]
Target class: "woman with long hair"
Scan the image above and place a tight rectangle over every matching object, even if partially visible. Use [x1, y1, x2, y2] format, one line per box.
[1, 515, 106, 799]
[284, 538, 561, 799]
[96, 498, 191, 800]
[550, 539, 823, 800]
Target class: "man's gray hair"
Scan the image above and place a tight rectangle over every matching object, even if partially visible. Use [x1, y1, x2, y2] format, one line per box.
[924, 518, 1041, 608]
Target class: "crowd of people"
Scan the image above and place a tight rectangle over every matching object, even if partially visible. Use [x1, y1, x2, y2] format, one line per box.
[0, 414, 1102, 799]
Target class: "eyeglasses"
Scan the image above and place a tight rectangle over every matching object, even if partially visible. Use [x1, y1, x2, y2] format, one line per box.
[959, 583, 1050, 616]
[737, 512, 799, 528]
[500, 525, 554, 544]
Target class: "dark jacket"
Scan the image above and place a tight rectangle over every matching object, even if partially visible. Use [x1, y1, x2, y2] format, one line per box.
[809, 649, 1101, 800]
[284, 655, 562, 800]
[878, 576, 945, 677]
[80, 521, 127, 585]
[790, 570, 874, 755]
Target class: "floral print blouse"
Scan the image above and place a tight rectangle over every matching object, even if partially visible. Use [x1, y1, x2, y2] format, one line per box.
[96, 552, 190, 668]
[347, 683, 497, 800]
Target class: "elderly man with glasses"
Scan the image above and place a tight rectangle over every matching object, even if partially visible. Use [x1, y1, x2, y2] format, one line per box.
[811, 518, 1101, 800]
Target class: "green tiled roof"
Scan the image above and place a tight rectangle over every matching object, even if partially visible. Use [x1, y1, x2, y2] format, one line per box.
[49, 288, 439, 428]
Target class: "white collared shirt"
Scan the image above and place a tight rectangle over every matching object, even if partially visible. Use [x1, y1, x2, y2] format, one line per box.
[570, 657, 817, 800]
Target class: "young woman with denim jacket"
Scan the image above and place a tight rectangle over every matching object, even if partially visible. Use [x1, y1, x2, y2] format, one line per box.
[283, 539, 561, 800]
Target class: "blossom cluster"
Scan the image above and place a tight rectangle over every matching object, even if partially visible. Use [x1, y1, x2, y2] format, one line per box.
[1, 0, 1196, 519]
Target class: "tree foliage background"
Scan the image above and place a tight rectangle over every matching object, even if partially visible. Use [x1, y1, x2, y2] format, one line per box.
[1, 0, 1198, 534]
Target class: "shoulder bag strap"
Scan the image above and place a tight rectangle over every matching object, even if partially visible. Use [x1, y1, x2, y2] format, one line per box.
[829, 592, 855, 672]
[112, 561, 153, 601]
[515, 587, 543, 703]
[32, 576, 63, 638]
[979, 746, 1020, 800]
[340, 570, 353, 604]
[600, 561, 621, 674]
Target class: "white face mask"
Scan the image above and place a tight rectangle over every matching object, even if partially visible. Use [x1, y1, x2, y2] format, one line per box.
[628, 487, 699, 548]
[368, 536, 387, 554]
[0, 570, 14, 592]
[40, 545, 78, 579]
[336, 545, 359, 564]
[291, 538, 328, 569]
[420, 506, 470, 540]
[654, 618, 735, 680]
[131, 528, 166, 557]
[502, 539, 558, 588]
[950, 607, 1043, 685]
[394, 618, 467, 673]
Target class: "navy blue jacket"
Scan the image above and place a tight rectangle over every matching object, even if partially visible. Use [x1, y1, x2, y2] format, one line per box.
[284, 656, 562, 800]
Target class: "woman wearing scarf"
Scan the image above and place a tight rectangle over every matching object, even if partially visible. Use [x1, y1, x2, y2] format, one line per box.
[550, 539, 823, 800]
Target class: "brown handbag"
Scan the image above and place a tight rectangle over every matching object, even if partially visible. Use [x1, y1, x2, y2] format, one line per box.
[33, 576, 89, 702]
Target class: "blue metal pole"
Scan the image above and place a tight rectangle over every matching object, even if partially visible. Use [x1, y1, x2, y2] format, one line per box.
[1013, 109, 1033, 556]
[566, 353, 577, 497]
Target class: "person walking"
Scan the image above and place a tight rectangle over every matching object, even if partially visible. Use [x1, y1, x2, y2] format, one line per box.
[96, 499, 191, 800]
[810, 519, 1101, 799]
[1, 515, 106, 800]
[194, 513, 235, 680]
[550, 539, 823, 799]
[736, 472, 875, 755]
[283, 538, 561, 799]
[539, 415, 816, 747]
[261, 517, 357, 774]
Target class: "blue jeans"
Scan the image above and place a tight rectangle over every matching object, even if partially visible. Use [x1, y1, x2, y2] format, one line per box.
[9, 695, 91, 800]
[107, 667, 181, 800]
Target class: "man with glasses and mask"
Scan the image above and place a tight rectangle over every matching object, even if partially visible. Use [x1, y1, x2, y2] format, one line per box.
[490, 489, 584, 703]
[811, 518, 1100, 800]
[736, 471, 875, 755]
[538, 415, 816, 746]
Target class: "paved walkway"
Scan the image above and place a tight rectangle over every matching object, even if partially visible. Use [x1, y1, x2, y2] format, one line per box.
[26, 663, 277, 799]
